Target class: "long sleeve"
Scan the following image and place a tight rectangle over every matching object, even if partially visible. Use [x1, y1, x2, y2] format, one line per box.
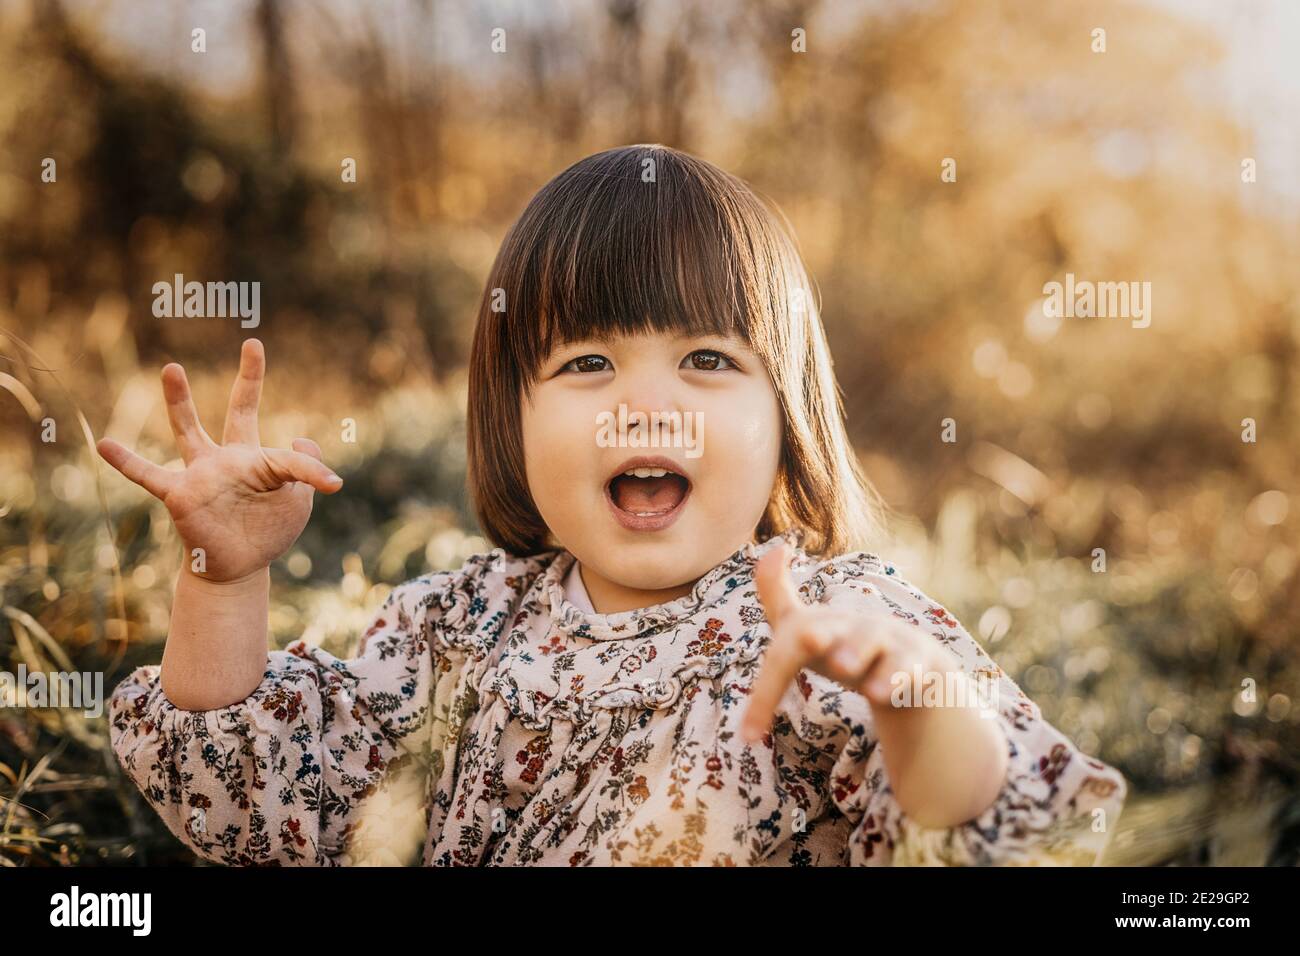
[108, 571, 455, 866]
[790, 553, 1128, 866]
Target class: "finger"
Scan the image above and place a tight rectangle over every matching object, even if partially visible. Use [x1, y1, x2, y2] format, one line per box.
[741, 614, 817, 744]
[823, 630, 889, 691]
[222, 338, 264, 446]
[291, 437, 322, 460]
[862, 641, 927, 709]
[161, 363, 216, 464]
[262, 447, 343, 494]
[97, 437, 177, 500]
[754, 542, 802, 626]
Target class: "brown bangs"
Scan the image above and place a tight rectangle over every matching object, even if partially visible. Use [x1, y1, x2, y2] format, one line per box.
[492, 145, 795, 391]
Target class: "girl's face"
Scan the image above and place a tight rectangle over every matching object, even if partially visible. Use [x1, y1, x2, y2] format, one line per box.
[521, 329, 783, 613]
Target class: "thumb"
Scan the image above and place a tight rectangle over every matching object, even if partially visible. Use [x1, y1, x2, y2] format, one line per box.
[291, 437, 323, 461]
[262, 446, 342, 494]
[754, 541, 802, 625]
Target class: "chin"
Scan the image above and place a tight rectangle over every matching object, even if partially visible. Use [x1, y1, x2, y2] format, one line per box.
[595, 548, 702, 591]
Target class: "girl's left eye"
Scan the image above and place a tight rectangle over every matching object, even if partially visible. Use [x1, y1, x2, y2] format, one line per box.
[682, 349, 738, 372]
[560, 354, 611, 374]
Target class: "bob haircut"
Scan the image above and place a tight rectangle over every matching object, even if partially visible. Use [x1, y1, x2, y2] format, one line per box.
[466, 143, 884, 558]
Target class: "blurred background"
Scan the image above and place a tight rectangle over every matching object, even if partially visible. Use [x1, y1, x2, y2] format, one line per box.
[0, 0, 1297, 866]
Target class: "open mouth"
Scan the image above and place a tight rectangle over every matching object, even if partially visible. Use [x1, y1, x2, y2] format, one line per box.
[604, 457, 692, 528]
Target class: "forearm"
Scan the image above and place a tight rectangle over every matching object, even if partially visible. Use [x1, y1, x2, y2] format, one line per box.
[870, 675, 1009, 829]
[160, 566, 271, 711]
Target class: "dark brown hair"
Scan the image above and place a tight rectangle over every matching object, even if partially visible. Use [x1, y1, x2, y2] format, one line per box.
[466, 144, 884, 557]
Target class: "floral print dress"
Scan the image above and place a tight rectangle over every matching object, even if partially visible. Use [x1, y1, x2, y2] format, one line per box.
[108, 529, 1128, 866]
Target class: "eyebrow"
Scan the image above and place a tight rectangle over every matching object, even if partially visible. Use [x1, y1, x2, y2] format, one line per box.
[561, 330, 745, 348]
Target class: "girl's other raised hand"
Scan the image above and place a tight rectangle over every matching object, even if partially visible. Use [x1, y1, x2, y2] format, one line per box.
[741, 541, 960, 743]
[96, 338, 342, 583]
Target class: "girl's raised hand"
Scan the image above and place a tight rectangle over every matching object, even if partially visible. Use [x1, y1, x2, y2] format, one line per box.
[96, 339, 342, 583]
[740, 541, 960, 743]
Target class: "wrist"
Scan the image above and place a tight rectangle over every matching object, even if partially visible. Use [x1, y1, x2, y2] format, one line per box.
[863, 645, 972, 718]
[178, 563, 270, 595]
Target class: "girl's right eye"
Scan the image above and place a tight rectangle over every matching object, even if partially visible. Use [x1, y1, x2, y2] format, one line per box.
[560, 354, 611, 374]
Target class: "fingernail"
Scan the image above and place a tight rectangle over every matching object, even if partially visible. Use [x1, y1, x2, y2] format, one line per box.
[834, 647, 859, 671]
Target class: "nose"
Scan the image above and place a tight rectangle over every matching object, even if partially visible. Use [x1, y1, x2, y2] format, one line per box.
[616, 365, 685, 445]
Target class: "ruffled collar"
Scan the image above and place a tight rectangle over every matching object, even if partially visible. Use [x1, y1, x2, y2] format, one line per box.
[541, 527, 807, 640]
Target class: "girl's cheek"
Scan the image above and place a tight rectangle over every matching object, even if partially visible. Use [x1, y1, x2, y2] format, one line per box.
[520, 409, 560, 487]
[530, 399, 603, 479]
[728, 400, 778, 445]
[544, 392, 598, 442]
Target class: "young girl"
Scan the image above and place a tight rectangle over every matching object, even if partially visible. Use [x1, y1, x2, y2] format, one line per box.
[102, 144, 1127, 866]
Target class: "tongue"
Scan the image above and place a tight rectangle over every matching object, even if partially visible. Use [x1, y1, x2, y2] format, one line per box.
[611, 475, 686, 514]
